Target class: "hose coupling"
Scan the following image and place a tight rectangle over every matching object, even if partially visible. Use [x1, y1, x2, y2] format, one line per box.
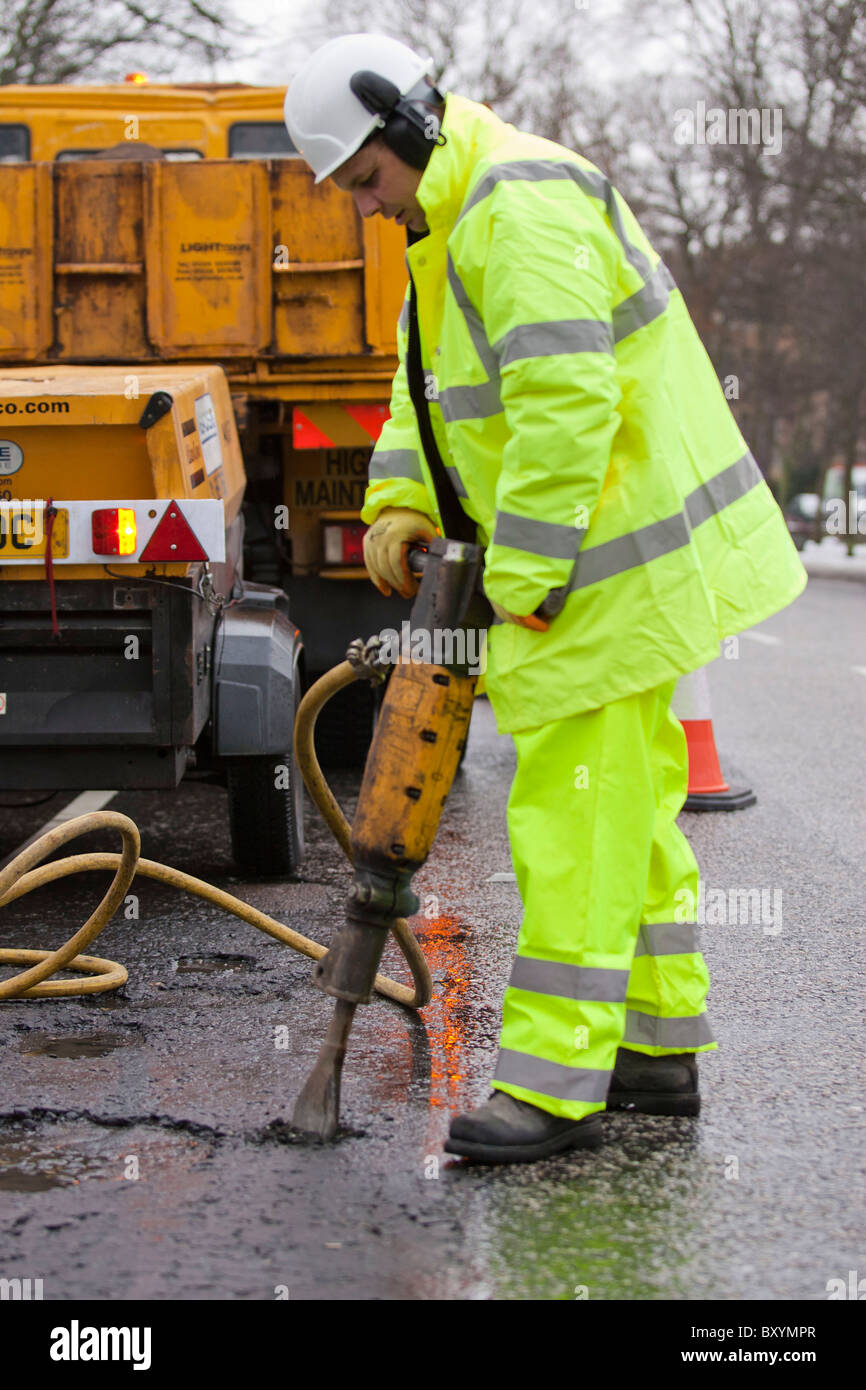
[346, 633, 393, 684]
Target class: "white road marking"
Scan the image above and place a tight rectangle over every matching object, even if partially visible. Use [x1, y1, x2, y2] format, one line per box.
[853, 666, 866, 678]
[0, 789, 117, 870]
[742, 630, 782, 645]
[487, 871, 517, 882]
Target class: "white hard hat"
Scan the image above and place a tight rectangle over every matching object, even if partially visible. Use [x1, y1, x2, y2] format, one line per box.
[284, 33, 434, 183]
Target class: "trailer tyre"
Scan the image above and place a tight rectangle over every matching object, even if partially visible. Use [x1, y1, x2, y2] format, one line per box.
[226, 749, 305, 878]
[226, 670, 305, 878]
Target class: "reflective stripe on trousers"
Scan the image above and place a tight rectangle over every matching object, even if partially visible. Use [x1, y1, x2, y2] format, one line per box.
[493, 676, 715, 1120]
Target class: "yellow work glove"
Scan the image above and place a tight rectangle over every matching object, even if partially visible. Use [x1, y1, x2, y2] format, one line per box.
[490, 600, 550, 632]
[363, 507, 438, 599]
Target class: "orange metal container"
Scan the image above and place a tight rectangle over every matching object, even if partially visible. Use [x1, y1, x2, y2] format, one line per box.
[0, 154, 405, 375]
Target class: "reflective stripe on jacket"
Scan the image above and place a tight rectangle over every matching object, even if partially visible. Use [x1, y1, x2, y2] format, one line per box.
[360, 93, 807, 733]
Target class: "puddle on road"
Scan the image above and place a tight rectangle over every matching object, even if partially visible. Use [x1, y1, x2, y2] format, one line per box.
[0, 1131, 109, 1190]
[175, 953, 257, 975]
[0, 1121, 215, 1194]
[18, 1031, 135, 1059]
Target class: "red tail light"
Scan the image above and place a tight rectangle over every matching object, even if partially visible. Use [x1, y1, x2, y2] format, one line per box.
[92, 507, 137, 555]
[324, 522, 366, 565]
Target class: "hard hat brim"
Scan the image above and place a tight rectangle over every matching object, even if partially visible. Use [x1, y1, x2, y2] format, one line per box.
[312, 117, 383, 184]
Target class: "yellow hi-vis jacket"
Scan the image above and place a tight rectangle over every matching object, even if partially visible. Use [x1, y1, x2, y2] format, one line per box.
[360, 92, 807, 733]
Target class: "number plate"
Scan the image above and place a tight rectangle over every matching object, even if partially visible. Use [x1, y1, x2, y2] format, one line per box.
[0, 507, 69, 559]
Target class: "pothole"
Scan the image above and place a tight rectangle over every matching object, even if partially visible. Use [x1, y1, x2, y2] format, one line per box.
[0, 1118, 218, 1193]
[0, 1129, 110, 1190]
[18, 1031, 136, 1060]
[175, 953, 257, 975]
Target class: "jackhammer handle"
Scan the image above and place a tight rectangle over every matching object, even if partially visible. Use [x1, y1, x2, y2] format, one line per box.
[406, 544, 566, 622]
[406, 544, 430, 577]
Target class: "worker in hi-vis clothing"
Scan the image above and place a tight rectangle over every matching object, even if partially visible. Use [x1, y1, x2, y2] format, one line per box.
[284, 34, 807, 1163]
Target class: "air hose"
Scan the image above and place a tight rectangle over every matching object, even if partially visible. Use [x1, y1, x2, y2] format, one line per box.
[0, 661, 432, 1010]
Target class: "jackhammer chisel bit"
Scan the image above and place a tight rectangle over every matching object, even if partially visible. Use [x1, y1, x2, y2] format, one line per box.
[292, 536, 492, 1140]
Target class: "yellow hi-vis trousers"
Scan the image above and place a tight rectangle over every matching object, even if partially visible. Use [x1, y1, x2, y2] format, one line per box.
[492, 676, 716, 1120]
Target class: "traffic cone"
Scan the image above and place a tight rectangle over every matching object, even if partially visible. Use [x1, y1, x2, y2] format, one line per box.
[672, 666, 756, 811]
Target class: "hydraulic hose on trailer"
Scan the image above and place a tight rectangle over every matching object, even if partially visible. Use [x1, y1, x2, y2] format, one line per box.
[0, 662, 433, 1010]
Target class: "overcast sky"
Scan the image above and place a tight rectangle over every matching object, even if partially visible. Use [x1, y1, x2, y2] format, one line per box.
[211, 0, 668, 89]
[213, 0, 326, 85]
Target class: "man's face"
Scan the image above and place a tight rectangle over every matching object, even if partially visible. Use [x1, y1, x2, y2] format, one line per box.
[332, 138, 428, 232]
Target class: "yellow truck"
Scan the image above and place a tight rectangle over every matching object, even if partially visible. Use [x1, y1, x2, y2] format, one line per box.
[0, 80, 412, 771]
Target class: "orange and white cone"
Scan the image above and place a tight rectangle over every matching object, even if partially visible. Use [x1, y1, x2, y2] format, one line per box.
[672, 666, 756, 811]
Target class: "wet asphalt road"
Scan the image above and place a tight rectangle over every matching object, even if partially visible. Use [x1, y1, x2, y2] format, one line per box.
[0, 575, 863, 1301]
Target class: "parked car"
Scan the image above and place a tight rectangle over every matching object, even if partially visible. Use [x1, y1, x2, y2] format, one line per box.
[784, 492, 820, 550]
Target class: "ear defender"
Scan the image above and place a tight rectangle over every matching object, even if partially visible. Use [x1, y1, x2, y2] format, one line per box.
[349, 69, 446, 170]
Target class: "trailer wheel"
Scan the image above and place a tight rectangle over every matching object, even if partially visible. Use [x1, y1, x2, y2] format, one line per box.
[226, 670, 305, 877]
[226, 748, 305, 878]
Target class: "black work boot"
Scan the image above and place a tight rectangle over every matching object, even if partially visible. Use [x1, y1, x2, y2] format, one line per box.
[444, 1090, 603, 1163]
[606, 1047, 700, 1116]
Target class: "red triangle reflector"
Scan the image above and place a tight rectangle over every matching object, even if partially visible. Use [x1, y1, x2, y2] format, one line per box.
[139, 501, 208, 562]
[344, 404, 389, 441]
[293, 408, 334, 449]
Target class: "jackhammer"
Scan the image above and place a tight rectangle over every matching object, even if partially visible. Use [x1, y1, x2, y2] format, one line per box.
[291, 535, 568, 1141]
[291, 535, 491, 1139]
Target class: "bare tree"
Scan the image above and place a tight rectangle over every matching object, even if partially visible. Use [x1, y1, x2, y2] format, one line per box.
[320, 0, 611, 138]
[0, 0, 241, 83]
[631, 0, 866, 506]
